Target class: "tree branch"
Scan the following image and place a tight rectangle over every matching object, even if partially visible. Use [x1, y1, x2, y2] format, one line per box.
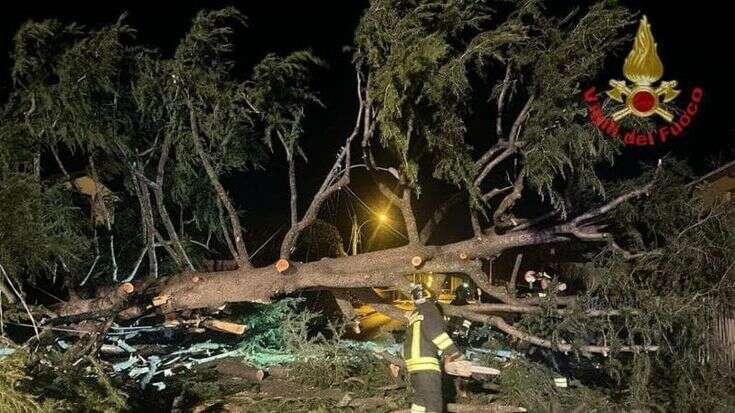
[507, 95, 534, 144]
[130, 164, 158, 278]
[475, 145, 516, 186]
[187, 97, 252, 268]
[216, 198, 238, 260]
[54, 224, 575, 317]
[507, 253, 523, 297]
[442, 306, 658, 355]
[493, 171, 525, 225]
[571, 168, 660, 227]
[420, 193, 462, 244]
[509, 210, 559, 232]
[360, 95, 420, 245]
[278, 130, 299, 230]
[443, 303, 630, 317]
[482, 185, 513, 202]
[474, 95, 534, 186]
[280, 71, 365, 258]
[496, 63, 512, 139]
[474, 142, 508, 171]
[153, 135, 194, 270]
[88, 156, 119, 280]
[400, 186, 420, 244]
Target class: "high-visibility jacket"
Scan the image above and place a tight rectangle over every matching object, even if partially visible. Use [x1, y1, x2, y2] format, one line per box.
[403, 300, 461, 373]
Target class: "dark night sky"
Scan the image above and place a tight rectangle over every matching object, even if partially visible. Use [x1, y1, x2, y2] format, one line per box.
[1, 2, 732, 258]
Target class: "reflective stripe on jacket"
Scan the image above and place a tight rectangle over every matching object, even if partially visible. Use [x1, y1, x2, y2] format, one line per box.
[403, 301, 460, 373]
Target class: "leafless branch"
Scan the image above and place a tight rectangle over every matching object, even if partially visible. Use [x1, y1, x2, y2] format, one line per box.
[359, 91, 420, 245]
[482, 185, 513, 202]
[151, 135, 195, 271]
[475, 144, 516, 186]
[420, 193, 463, 244]
[187, 97, 252, 268]
[280, 70, 366, 258]
[493, 171, 525, 224]
[442, 306, 658, 355]
[445, 303, 631, 317]
[216, 199, 238, 260]
[1, 264, 40, 341]
[277, 129, 299, 229]
[509, 210, 560, 232]
[470, 209, 483, 238]
[474, 141, 508, 170]
[130, 166, 158, 278]
[400, 186, 420, 244]
[474, 95, 534, 186]
[496, 63, 512, 138]
[122, 247, 147, 283]
[507, 253, 523, 297]
[508, 95, 535, 144]
[571, 165, 661, 227]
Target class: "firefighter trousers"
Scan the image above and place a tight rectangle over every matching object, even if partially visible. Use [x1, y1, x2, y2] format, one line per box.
[410, 370, 443, 413]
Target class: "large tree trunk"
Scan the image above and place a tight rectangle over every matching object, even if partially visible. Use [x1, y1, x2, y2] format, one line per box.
[55, 226, 565, 316]
[50, 168, 657, 356]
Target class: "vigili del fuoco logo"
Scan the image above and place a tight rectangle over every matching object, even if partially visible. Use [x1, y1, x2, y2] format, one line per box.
[582, 16, 703, 146]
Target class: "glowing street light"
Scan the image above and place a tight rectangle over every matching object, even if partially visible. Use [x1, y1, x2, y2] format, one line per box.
[351, 213, 386, 255]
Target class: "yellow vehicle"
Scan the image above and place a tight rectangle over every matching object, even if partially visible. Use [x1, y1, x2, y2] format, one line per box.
[355, 274, 476, 338]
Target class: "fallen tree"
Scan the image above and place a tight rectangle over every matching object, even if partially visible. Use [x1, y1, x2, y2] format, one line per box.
[2, 2, 734, 411]
[1, 0, 668, 356]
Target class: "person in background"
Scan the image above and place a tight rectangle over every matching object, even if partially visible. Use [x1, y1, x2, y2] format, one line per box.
[448, 283, 473, 345]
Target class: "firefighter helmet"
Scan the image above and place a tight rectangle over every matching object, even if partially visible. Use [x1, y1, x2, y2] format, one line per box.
[453, 282, 471, 303]
[409, 282, 433, 301]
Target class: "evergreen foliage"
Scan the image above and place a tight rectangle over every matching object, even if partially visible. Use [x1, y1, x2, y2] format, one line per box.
[0, 175, 89, 284]
[515, 164, 735, 410]
[0, 341, 128, 412]
[354, 0, 632, 212]
[0, 2, 732, 412]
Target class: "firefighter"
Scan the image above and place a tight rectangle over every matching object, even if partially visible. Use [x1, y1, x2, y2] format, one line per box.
[404, 283, 463, 413]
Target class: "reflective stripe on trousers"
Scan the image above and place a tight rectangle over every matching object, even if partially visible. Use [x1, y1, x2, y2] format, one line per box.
[411, 403, 437, 413]
[405, 356, 440, 372]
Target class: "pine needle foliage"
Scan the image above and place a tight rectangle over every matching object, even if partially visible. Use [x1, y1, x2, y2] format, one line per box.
[0, 175, 89, 284]
[0, 7, 323, 283]
[0, 343, 127, 413]
[515, 164, 735, 411]
[355, 1, 634, 213]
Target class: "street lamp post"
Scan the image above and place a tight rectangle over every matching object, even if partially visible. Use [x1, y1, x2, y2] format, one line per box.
[349, 213, 388, 255]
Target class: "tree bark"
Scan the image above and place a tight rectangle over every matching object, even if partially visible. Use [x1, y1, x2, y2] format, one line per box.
[55, 226, 569, 316]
